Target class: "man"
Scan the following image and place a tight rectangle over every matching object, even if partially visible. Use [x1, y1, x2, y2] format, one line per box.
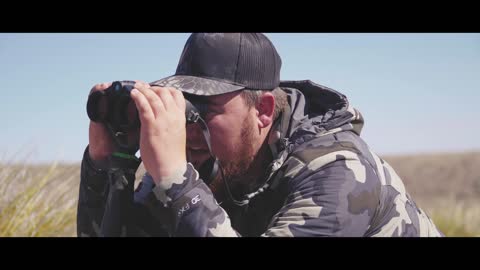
[77, 33, 443, 237]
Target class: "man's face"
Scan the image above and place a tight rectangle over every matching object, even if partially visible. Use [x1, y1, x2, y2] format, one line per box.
[186, 91, 259, 184]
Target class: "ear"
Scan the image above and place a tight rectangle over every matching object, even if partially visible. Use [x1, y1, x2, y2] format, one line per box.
[256, 92, 275, 128]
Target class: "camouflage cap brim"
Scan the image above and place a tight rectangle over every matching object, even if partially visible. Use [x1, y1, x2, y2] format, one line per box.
[150, 75, 245, 96]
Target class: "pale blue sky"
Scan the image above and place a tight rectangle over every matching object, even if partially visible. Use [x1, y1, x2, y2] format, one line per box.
[1, 33, 479, 164]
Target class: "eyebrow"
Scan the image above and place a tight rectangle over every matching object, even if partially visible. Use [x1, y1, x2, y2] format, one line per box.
[184, 94, 207, 103]
[206, 98, 223, 106]
[184, 92, 234, 112]
[186, 94, 221, 105]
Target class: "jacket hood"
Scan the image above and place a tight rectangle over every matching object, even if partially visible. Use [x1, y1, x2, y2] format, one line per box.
[262, 80, 364, 180]
[229, 80, 366, 203]
[271, 80, 364, 151]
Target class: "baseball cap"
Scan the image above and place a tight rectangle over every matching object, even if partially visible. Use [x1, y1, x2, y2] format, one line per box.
[150, 33, 282, 96]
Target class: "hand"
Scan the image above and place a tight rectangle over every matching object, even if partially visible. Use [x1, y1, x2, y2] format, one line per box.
[130, 81, 187, 185]
[88, 82, 140, 163]
[88, 82, 115, 162]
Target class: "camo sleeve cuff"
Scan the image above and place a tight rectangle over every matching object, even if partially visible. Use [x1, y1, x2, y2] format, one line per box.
[151, 162, 196, 207]
[150, 163, 239, 237]
[81, 145, 108, 195]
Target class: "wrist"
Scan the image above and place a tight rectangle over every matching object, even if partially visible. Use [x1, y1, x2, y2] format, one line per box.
[150, 162, 188, 187]
[86, 146, 111, 170]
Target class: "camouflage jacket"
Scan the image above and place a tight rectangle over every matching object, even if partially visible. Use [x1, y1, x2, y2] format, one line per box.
[77, 80, 443, 237]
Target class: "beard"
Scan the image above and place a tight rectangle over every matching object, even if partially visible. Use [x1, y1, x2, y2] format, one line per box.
[208, 115, 272, 201]
[220, 118, 256, 185]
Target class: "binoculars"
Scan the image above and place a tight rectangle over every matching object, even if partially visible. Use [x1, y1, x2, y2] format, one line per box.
[87, 81, 140, 131]
[86, 80, 218, 185]
[86, 81, 205, 146]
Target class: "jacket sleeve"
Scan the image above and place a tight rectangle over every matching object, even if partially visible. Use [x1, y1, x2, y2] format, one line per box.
[77, 146, 160, 237]
[77, 146, 110, 237]
[262, 151, 380, 237]
[148, 162, 240, 237]
[148, 151, 380, 237]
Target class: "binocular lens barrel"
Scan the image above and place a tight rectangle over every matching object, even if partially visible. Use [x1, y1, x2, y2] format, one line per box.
[86, 81, 139, 129]
[87, 81, 203, 131]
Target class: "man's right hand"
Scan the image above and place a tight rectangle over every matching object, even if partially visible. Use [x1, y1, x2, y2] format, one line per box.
[88, 82, 115, 163]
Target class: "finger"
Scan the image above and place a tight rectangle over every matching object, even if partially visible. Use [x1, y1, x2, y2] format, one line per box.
[130, 88, 155, 125]
[152, 86, 176, 112]
[134, 83, 165, 118]
[89, 82, 112, 94]
[169, 88, 186, 112]
[133, 80, 150, 87]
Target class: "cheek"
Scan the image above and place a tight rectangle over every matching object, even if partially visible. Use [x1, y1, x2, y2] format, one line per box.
[207, 117, 241, 159]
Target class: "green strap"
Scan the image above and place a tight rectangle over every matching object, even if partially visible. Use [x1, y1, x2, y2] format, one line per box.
[112, 152, 140, 162]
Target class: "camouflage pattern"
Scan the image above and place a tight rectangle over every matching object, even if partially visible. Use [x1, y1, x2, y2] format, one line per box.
[150, 75, 244, 96]
[77, 79, 443, 237]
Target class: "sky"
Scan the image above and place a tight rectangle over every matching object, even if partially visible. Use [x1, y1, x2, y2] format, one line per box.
[0, 33, 479, 164]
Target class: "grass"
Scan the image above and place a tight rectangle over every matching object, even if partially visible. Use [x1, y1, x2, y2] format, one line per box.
[427, 201, 480, 237]
[0, 161, 79, 237]
[1, 152, 479, 237]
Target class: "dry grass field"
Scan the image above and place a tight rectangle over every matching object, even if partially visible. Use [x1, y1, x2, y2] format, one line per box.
[1, 151, 479, 237]
[383, 151, 480, 236]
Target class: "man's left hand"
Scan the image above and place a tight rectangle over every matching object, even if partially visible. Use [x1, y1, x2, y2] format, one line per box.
[130, 81, 187, 185]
